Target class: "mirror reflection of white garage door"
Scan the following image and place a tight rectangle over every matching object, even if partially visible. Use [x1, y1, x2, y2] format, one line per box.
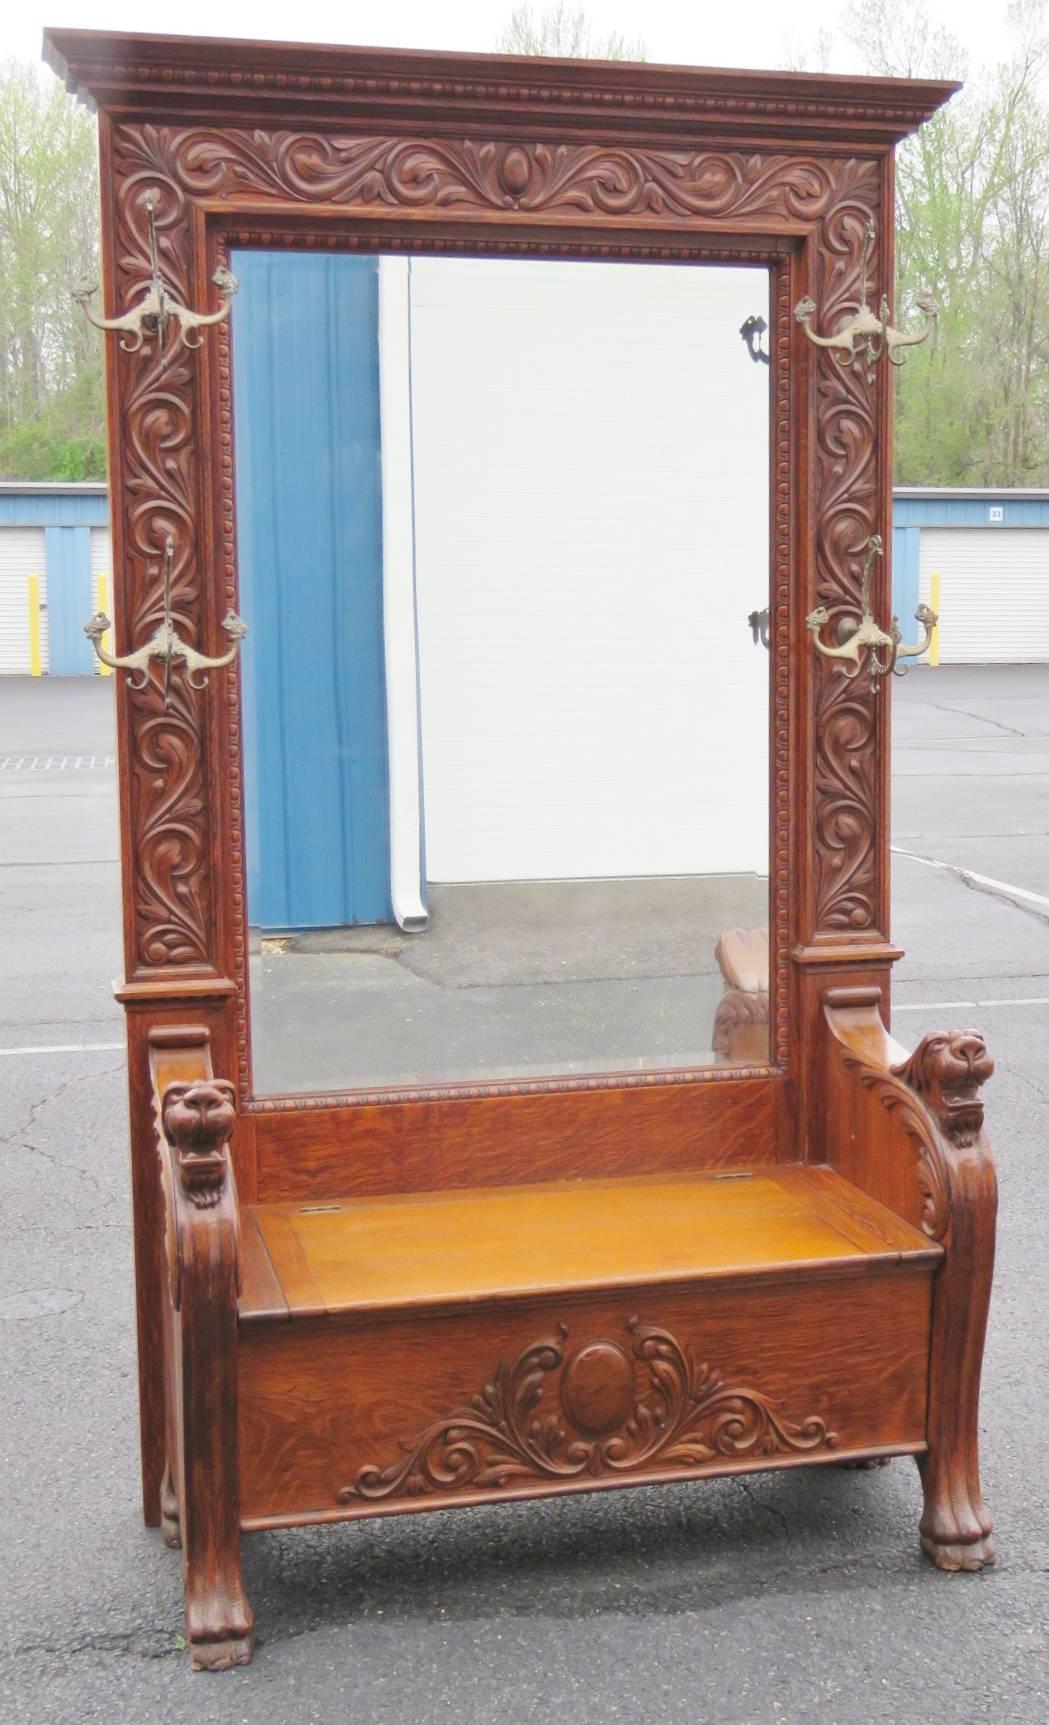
[0, 527, 47, 674]
[919, 528, 1049, 662]
[403, 258, 770, 884]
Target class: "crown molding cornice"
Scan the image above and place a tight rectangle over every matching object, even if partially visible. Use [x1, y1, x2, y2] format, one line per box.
[43, 28, 959, 146]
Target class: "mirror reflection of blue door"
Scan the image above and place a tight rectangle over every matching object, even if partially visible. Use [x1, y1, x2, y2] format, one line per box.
[231, 251, 393, 931]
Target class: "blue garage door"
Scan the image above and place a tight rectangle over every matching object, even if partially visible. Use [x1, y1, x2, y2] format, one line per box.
[231, 251, 392, 931]
[45, 525, 94, 675]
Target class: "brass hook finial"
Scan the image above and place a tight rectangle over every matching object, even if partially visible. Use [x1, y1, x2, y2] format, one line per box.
[84, 537, 247, 707]
[793, 217, 936, 384]
[72, 190, 238, 353]
[805, 535, 937, 692]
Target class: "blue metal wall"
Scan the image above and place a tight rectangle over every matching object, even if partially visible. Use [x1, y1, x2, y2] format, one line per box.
[0, 490, 108, 527]
[892, 524, 922, 625]
[231, 251, 392, 931]
[43, 525, 95, 674]
[893, 495, 1049, 528]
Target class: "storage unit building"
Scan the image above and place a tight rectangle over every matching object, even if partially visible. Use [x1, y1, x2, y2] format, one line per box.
[6, 482, 1046, 679]
[0, 483, 111, 675]
[893, 487, 1049, 664]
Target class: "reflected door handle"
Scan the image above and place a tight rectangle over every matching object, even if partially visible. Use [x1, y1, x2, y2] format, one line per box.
[740, 315, 770, 365]
[748, 608, 770, 648]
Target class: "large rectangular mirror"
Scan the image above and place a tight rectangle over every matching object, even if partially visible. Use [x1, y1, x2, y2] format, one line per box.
[231, 252, 771, 1095]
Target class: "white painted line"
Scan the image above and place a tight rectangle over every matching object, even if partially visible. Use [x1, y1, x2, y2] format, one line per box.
[892, 846, 1049, 909]
[0, 1042, 124, 1057]
[0, 755, 116, 772]
[895, 997, 1049, 1012]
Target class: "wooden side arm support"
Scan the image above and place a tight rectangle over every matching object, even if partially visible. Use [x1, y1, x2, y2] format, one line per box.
[822, 986, 997, 1573]
[149, 1026, 253, 1671]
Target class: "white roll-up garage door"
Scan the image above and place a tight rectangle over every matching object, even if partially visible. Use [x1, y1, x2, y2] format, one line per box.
[406, 258, 770, 883]
[919, 528, 1049, 662]
[0, 526, 47, 674]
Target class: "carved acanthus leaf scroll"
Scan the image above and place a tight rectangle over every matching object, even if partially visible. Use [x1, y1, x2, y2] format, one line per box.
[808, 189, 884, 931]
[163, 132, 843, 221]
[108, 165, 213, 971]
[336, 1317, 837, 1503]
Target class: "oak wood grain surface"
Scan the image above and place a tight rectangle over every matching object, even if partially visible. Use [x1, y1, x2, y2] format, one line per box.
[237, 1272, 933, 1523]
[253, 1075, 784, 1203]
[242, 1164, 938, 1322]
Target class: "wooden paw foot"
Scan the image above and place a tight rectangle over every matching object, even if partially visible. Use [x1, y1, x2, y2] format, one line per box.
[918, 1454, 994, 1573]
[190, 1629, 254, 1672]
[921, 1532, 996, 1573]
[185, 1571, 254, 1670]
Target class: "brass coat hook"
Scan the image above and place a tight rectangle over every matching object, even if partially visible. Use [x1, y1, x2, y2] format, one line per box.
[73, 192, 238, 352]
[805, 535, 937, 691]
[794, 220, 936, 384]
[84, 537, 247, 708]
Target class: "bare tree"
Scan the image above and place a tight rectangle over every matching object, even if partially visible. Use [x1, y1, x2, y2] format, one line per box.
[844, 0, 1049, 484]
[497, 4, 647, 60]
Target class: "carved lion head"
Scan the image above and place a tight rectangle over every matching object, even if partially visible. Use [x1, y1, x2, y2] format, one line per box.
[901, 1031, 993, 1148]
[162, 1079, 236, 1149]
[161, 1079, 236, 1206]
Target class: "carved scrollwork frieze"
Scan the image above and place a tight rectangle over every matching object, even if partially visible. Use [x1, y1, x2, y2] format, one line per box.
[159, 133, 844, 222]
[336, 1317, 837, 1503]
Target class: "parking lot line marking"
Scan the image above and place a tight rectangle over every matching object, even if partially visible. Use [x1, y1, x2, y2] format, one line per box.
[0, 1042, 124, 1057]
[895, 998, 1049, 1012]
[0, 754, 116, 772]
[892, 845, 1049, 909]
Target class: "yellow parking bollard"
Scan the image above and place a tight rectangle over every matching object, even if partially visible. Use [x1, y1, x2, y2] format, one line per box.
[929, 570, 941, 667]
[27, 574, 42, 676]
[96, 573, 113, 674]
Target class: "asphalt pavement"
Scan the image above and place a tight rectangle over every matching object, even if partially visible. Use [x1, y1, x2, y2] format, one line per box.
[2, 665, 1048, 1725]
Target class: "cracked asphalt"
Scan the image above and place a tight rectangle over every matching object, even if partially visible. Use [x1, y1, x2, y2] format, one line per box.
[2, 666, 1048, 1725]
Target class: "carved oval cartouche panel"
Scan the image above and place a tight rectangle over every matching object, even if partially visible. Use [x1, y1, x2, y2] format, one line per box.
[562, 1340, 635, 1435]
[336, 1317, 837, 1504]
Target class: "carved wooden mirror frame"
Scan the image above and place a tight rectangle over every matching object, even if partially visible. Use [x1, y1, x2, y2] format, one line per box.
[46, 29, 956, 1515]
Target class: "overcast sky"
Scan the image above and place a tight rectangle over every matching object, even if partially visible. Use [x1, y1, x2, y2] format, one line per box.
[0, 0, 1013, 86]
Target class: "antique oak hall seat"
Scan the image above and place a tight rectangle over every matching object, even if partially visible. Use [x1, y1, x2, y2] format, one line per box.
[47, 27, 998, 1671]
